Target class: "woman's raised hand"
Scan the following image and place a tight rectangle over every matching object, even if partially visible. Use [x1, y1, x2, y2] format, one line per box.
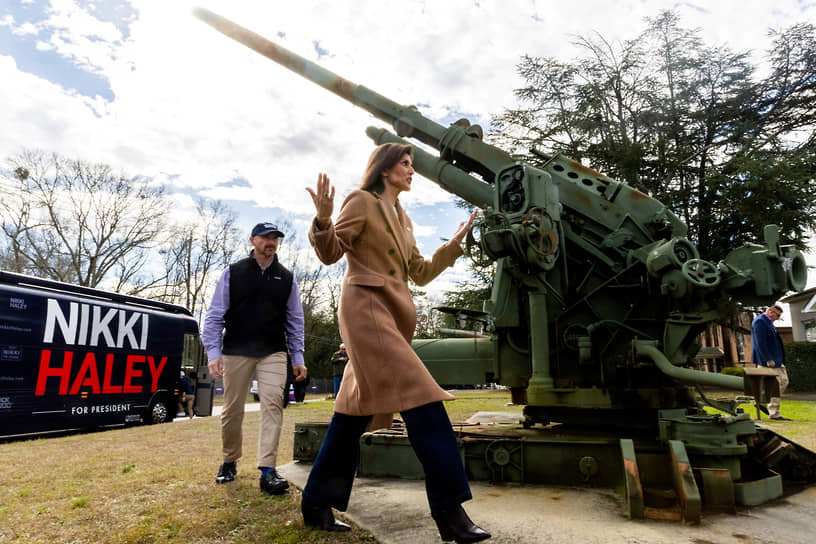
[451, 209, 478, 245]
[306, 172, 335, 228]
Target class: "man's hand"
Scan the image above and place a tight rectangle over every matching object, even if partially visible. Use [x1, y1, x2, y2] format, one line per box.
[767, 360, 776, 368]
[293, 364, 308, 382]
[208, 357, 224, 380]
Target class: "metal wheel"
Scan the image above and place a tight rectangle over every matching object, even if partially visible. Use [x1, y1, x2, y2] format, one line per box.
[681, 259, 720, 288]
[484, 440, 524, 482]
[522, 207, 558, 257]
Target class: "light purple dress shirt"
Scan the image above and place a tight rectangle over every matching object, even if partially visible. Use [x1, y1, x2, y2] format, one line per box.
[201, 259, 305, 367]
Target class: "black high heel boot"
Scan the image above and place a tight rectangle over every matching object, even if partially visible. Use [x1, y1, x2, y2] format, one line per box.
[301, 499, 351, 532]
[431, 504, 491, 543]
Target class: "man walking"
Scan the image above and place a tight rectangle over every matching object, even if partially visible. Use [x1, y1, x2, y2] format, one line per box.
[202, 222, 307, 494]
[177, 370, 195, 419]
[751, 304, 791, 421]
[330, 343, 348, 398]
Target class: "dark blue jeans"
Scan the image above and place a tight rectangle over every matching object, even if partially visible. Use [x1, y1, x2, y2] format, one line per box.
[302, 401, 471, 513]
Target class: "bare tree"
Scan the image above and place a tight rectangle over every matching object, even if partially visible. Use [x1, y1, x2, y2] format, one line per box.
[412, 288, 438, 339]
[0, 149, 170, 289]
[0, 165, 40, 273]
[158, 199, 240, 319]
[324, 260, 346, 320]
[277, 221, 333, 319]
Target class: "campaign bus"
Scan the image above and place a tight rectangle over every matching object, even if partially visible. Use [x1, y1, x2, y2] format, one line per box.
[0, 271, 213, 437]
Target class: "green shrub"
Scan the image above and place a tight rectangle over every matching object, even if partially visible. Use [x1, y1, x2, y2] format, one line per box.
[720, 366, 744, 377]
[784, 342, 816, 392]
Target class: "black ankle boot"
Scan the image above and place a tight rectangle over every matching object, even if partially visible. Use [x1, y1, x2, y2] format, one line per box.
[431, 504, 490, 543]
[301, 499, 351, 532]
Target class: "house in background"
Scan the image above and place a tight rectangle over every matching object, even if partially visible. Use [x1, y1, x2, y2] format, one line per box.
[695, 306, 795, 372]
[780, 287, 816, 342]
[691, 283, 816, 372]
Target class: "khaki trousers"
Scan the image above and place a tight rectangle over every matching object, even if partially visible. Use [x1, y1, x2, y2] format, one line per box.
[767, 366, 790, 418]
[221, 352, 288, 468]
[178, 394, 195, 418]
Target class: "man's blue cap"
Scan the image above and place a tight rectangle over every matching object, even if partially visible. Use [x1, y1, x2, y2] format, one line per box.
[251, 222, 284, 238]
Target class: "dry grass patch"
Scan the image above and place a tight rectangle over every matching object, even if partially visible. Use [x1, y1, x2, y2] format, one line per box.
[2, 390, 813, 543]
[0, 396, 373, 544]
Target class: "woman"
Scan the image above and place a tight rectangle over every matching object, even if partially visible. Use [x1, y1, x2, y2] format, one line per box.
[302, 143, 490, 543]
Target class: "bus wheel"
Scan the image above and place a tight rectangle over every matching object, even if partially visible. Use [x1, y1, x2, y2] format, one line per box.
[149, 398, 170, 424]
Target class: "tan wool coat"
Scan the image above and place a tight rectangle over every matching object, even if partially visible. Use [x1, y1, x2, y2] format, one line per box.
[309, 189, 463, 428]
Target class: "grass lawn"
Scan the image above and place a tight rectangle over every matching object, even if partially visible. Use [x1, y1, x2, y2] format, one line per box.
[702, 396, 816, 451]
[0, 390, 520, 544]
[0, 390, 812, 544]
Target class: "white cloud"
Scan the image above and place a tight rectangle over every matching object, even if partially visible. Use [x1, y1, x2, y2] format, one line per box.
[5, 0, 813, 204]
[39, 0, 125, 74]
[411, 220, 437, 240]
[13, 22, 37, 35]
[0, 55, 108, 161]
[1, 0, 814, 298]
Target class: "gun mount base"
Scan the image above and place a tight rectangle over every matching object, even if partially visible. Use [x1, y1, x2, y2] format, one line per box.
[294, 413, 816, 522]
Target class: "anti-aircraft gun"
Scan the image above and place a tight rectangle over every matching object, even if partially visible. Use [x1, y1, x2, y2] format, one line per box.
[194, 8, 816, 521]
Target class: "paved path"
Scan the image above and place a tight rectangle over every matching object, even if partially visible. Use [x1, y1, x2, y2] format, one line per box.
[173, 402, 257, 421]
[279, 461, 816, 544]
[181, 400, 320, 421]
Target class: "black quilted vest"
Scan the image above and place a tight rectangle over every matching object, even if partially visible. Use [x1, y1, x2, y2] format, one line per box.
[222, 254, 293, 357]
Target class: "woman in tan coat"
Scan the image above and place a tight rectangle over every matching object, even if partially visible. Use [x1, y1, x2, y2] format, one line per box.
[302, 143, 489, 543]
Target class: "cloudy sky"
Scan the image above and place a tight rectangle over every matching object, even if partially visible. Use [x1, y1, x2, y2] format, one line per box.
[1, 0, 815, 300]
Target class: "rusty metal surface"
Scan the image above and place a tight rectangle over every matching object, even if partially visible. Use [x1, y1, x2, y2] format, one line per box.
[669, 440, 701, 523]
[620, 438, 645, 519]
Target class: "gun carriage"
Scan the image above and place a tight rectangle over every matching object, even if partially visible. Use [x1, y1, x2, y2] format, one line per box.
[195, 8, 815, 521]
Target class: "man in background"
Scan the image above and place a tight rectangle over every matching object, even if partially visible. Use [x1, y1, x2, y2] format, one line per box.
[751, 303, 791, 421]
[330, 343, 348, 398]
[177, 370, 195, 419]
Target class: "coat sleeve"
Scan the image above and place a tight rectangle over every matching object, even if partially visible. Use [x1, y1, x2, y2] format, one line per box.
[751, 317, 782, 364]
[309, 190, 368, 265]
[406, 215, 464, 286]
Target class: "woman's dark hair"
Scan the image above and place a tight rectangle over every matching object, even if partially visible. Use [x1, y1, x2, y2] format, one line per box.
[360, 143, 413, 194]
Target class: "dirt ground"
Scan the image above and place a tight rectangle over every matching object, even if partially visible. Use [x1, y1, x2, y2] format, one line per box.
[280, 391, 816, 543]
